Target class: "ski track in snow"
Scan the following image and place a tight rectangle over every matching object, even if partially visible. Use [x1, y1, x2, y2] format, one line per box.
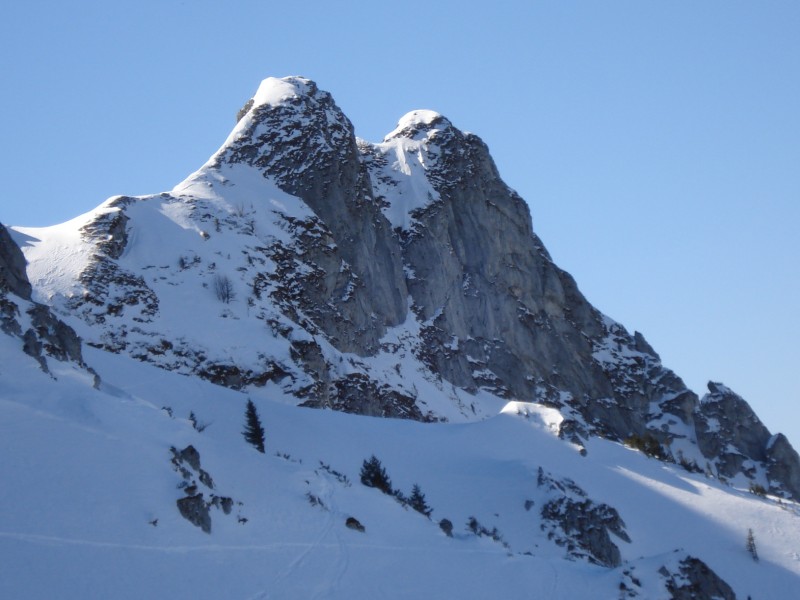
[0, 530, 508, 557]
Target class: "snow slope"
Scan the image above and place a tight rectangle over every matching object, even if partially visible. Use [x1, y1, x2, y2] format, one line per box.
[1, 332, 797, 599]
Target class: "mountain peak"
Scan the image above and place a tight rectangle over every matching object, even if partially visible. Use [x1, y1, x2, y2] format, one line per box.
[233, 76, 328, 126]
[384, 109, 454, 142]
[250, 76, 318, 110]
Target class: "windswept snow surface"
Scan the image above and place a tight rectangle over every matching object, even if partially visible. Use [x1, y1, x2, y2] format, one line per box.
[11, 209, 101, 304]
[1, 335, 798, 599]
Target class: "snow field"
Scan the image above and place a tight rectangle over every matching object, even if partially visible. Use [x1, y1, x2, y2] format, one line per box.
[1, 337, 798, 598]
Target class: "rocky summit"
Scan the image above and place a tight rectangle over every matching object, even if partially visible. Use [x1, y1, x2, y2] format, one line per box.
[3, 77, 800, 599]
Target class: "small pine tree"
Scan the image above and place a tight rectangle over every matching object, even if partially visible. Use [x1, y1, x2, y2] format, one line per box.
[408, 484, 432, 517]
[242, 399, 265, 453]
[360, 455, 392, 494]
[746, 528, 759, 562]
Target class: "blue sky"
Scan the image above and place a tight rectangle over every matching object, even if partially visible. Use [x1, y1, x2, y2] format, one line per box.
[2, 1, 798, 445]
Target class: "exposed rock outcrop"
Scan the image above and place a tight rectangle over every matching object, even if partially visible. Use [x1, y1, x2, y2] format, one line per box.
[345, 517, 365, 532]
[218, 78, 408, 354]
[696, 382, 800, 499]
[659, 555, 737, 600]
[176, 494, 212, 534]
[0, 223, 89, 376]
[766, 433, 800, 498]
[537, 467, 630, 567]
[0, 222, 32, 300]
[171, 445, 235, 533]
[371, 110, 697, 445]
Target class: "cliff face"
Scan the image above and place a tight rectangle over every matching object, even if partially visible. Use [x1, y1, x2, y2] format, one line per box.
[13, 77, 800, 499]
[216, 78, 409, 354]
[366, 110, 697, 442]
[0, 223, 86, 373]
[0, 222, 32, 300]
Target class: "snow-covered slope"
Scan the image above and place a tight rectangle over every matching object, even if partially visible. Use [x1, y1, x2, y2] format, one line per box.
[2, 335, 798, 599]
[3, 76, 800, 598]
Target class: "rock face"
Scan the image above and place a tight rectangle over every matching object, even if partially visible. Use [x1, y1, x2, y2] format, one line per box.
[0, 223, 87, 374]
[659, 555, 737, 600]
[0, 223, 32, 300]
[217, 78, 408, 355]
[766, 433, 800, 498]
[368, 110, 697, 442]
[696, 382, 800, 499]
[537, 468, 630, 567]
[176, 494, 212, 534]
[14, 76, 800, 500]
[171, 445, 236, 533]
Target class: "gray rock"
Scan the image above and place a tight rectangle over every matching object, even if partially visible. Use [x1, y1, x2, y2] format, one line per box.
[170, 445, 214, 489]
[218, 77, 408, 355]
[0, 223, 32, 300]
[538, 468, 629, 568]
[26, 303, 84, 365]
[345, 517, 365, 532]
[0, 224, 89, 376]
[696, 382, 771, 464]
[660, 555, 737, 600]
[766, 433, 800, 498]
[175, 445, 201, 472]
[210, 495, 233, 515]
[177, 494, 211, 533]
[376, 112, 698, 445]
[170, 445, 239, 532]
[696, 382, 800, 499]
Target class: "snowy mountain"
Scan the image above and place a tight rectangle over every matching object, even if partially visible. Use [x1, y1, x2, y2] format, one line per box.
[2, 77, 799, 598]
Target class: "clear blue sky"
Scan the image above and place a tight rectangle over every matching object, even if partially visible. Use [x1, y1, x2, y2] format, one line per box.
[2, 1, 798, 446]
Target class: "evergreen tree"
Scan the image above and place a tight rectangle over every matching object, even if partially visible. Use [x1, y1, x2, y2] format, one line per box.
[746, 528, 759, 561]
[408, 484, 432, 517]
[360, 455, 392, 494]
[242, 399, 265, 453]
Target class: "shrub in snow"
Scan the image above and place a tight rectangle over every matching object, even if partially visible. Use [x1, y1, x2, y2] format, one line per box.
[360, 455, 392, 494]
[242, 399, 265, 453]
[675, 450, 702, 473]
[306, 492, 326, 509]
[318, 461, 350, 487]
[213, 273, 235, 304]
[189, 411, 208, 432]
[467, 517, 506, 544]
[439, 518, 454, 537]
[624, 433, 668, 460]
